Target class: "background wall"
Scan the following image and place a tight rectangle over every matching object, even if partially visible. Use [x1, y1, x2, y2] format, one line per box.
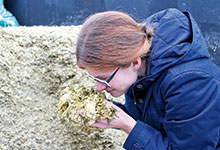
[5, 0, 220, 66]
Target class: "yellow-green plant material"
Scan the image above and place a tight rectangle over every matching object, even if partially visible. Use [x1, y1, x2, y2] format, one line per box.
[58, 85, 117, 132]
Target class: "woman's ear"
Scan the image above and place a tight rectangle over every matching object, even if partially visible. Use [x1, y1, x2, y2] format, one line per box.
[131, 57, 142, 71]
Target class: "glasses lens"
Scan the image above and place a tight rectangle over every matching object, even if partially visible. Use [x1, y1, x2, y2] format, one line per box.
[87, 73, 111, 87]
[93, 78, 111, 87]
[87, 67, 120, 88]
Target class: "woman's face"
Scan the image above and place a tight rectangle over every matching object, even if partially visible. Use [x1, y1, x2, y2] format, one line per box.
[87, 65, 139, 97]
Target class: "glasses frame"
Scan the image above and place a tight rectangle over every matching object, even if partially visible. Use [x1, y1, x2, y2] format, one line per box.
[87, 67, 120, 87]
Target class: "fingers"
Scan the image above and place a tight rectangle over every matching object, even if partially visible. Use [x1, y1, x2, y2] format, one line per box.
[104, 99, 116, 108]
[89, 119, 110, 129]
[89, 123, 106, 129]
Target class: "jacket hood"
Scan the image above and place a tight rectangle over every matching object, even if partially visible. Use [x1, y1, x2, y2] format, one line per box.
[142, 8, 210, 80]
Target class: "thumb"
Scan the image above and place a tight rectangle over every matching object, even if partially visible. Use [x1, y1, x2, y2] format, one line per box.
[104, 100, 121, 111]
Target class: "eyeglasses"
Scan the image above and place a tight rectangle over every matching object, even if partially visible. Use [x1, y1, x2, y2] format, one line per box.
[87, 67, 120, 87]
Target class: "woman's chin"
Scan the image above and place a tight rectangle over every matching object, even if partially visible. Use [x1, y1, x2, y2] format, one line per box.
[110, 91, 123, 97]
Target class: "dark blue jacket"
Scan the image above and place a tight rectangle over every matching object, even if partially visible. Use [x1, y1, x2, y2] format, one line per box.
[114, 8, 220, 150]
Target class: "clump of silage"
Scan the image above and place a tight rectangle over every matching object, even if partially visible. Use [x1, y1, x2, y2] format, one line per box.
[58, 85, 117, 132]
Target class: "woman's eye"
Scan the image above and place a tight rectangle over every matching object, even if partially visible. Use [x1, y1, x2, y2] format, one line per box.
[100, 76, 109, 80]
[100, 77, 107, 80]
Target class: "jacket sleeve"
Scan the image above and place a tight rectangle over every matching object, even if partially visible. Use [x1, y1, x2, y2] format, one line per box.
[123, 71, 220, 150]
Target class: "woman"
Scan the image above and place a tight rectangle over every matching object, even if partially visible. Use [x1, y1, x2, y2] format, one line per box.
[76, 8, 220, 149]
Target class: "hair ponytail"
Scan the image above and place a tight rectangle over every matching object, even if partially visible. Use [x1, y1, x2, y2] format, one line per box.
[138, 23, 154, 43]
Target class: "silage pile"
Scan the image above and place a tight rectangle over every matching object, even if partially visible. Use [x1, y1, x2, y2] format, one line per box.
[0, 26, 127, 150]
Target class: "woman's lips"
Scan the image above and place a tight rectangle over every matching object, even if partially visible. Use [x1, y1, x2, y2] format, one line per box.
[107, 90, 113, 93]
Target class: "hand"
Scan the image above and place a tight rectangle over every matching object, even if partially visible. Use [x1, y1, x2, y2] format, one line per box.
[89, 100, 136, 134]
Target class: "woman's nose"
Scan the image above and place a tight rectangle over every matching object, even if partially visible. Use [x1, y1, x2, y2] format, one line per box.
[96, 82, 107, 91]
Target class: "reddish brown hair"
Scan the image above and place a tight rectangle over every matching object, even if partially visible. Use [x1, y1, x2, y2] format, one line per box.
[76, 11, 153, 70]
